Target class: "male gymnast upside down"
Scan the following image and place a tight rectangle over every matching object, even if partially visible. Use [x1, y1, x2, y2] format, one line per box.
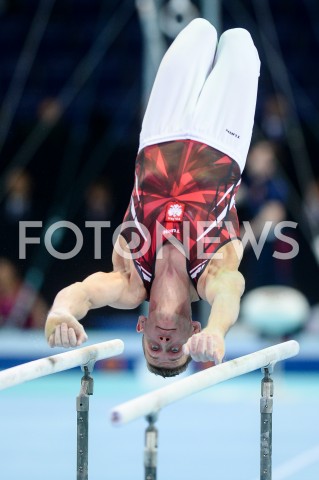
[45, 18, 260, 377]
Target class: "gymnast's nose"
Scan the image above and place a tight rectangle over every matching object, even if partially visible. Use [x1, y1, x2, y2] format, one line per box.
[158, 335, 170, 342]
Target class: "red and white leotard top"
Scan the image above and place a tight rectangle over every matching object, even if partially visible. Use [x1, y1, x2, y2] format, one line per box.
[121, 140, 241, 299]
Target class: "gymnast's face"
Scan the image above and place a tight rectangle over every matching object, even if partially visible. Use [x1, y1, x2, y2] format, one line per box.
[136, 314, 201, 367]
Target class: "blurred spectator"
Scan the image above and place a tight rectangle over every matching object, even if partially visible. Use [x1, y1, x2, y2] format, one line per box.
[79, 178, 115, 275]
[0, 168, 36, 267]
[260, 93, 290, 143]
[3, 168, 33, 223]
[37, 97, 63, 127]
[84, 178, 114, 221]
[303, 177, 319, 235]
[0, 257, 48, 329]
[238, 140, 294, 291]
[303, 177, 319, 269]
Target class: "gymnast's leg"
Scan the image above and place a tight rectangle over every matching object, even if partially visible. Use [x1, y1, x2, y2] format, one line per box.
[191, 27, 260, 171]
[139, 18, 218, 151]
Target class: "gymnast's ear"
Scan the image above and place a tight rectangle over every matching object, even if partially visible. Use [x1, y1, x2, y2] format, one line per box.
[136, 315, 147, 333]
[191, 321, 201, 334]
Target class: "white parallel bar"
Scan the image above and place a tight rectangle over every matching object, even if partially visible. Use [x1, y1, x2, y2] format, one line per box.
[111, 340, 299, 425]
[0, 339, 124, 391]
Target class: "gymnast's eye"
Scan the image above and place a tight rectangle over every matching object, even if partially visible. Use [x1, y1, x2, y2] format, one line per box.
[170, 346, 180, 353]
[151, 345, 159, 351]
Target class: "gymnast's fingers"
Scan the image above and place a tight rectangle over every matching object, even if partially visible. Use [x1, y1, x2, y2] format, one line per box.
[61, 323, 71, 348]
[48, 333, 55, 348]
[68, 328, 77, 347]
[54, 325, 62, 347]
[187, 333, 205, 362]
[74, 324, 88, 346]
[183, 333, 199, 358]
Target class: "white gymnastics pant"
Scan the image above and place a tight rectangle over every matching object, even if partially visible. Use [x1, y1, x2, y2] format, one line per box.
[139, 18, 260, 172]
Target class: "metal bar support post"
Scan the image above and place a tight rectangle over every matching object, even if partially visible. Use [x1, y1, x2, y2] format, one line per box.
[77, 362, 94, 480]
[144, 413, 158, 480]
[260, 366, 274, 480]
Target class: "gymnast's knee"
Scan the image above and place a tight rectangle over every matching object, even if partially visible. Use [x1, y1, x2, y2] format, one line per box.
[184, 17, 217, 42]
[221, 27, 254, 45]
[219, 28, 260, 69]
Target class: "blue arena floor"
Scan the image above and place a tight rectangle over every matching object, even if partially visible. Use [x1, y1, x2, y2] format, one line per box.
[1, 367, 318, 480]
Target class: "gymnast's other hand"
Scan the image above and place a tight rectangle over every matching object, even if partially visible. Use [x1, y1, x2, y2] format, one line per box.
[45, 311, 88, 348]
[182, 329, 225, 364]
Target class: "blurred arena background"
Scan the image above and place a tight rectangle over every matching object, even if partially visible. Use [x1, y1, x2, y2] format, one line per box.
[0, 1, 319, 376]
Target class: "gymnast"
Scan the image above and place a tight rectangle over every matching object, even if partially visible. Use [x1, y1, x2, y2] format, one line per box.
[45, 18, 260, 377]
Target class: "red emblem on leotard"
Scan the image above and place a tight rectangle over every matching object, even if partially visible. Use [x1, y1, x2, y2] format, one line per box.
[165, 202, 185, 222]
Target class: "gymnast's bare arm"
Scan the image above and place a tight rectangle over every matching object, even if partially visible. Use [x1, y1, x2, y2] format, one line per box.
[183, 240, 245, 363]
[45, 236, 146, 348]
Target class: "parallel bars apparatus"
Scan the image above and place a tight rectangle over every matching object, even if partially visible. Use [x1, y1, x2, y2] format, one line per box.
[111, 340, 300, 480]
[0, 340, 300, 480]
[0, 339, 124, 391]
[0, 339, 124, 480]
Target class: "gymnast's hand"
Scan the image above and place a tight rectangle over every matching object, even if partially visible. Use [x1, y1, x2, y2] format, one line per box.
[182, 329, 225, 364]
[45, 311, 88, 348]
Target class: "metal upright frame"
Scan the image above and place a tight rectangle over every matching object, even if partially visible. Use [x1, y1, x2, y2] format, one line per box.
[144, 413, 158, 480]
[260, 366, 274, 480]
[76, 361, 95, 480]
